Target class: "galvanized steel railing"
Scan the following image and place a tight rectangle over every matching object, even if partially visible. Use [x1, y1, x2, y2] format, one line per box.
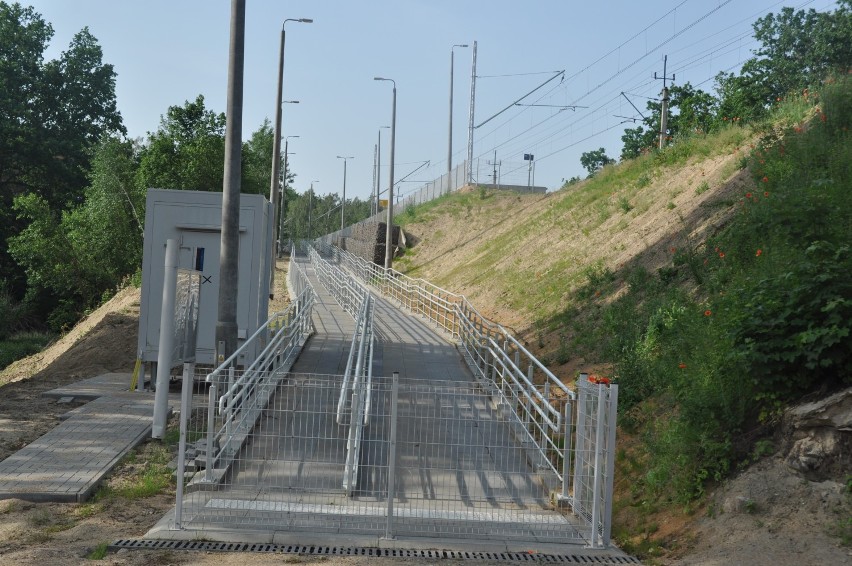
[306, 243, 375, 495]
[312, 240, 623, 546]
[198, 249, 316, 483]
[314, 241, 572, 465]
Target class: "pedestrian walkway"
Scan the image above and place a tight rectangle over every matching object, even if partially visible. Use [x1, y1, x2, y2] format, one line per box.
[149, 254, 582, 548]
[0, 373, 178, 502]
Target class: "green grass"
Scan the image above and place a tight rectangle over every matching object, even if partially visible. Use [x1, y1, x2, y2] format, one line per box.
[87, 542, 109, 560]
[0, 331, 53, 371]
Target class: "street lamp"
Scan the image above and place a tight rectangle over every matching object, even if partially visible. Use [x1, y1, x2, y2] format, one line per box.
[270, 17, 311, 283]
[278, 134, 299, 255]
[448, 44, 468, 182]
[374, 126, 390, 215]
[336, 155, 354, 233]
[374, 77, 397, 270]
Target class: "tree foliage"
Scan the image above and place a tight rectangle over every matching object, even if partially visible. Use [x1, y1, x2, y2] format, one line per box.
[136, 95, 226, 192]
[615, 2, 851, 160]
[9, 138, 143, 329]
[580, 148, 615, 177]
[0, 2, 123, 300]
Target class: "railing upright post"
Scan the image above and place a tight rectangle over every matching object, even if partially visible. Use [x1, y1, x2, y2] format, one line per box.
[225, 365, 235, 455]
[385, 372, 400, 540]
[561, 399, 573, 500]
[589, 382, 607, 548]
[174, 361, 194, 529]
[205, 382, 217, 482]
[602, 384, 619, 547]
[573, 373, 588, 515]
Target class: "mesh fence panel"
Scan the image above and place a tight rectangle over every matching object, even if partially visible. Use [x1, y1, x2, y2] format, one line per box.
[176, 374, 588, 543]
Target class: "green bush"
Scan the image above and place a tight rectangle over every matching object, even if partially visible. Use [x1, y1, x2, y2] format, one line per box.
[574, 77, 852, 503]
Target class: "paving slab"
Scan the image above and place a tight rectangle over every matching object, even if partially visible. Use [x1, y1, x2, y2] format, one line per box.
[0, 373, 180, 503]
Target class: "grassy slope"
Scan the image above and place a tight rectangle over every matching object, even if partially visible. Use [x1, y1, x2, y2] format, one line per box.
[395, 78, 851, 558]
[397, 125, 753, 369]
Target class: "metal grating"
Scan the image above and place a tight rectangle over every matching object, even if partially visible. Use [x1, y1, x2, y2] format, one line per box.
[108, 539, 641, 563]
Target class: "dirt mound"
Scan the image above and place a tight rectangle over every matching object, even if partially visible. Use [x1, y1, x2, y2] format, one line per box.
[0, 286, 140, 388]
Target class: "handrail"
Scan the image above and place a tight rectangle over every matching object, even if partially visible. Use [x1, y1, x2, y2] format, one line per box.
[316, 238, 575, 488]
[202, 248, 316, 481]
[305, 242, 375, 494]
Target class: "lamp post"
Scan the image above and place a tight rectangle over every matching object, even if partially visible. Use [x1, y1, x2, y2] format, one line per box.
[269, 16, 311, 284]
[336, 155, 354, 233]
[374, 77, 396, 270]
[448, 44, 468, 184]
[279, 134, 299, 255]
[375, 126, 390, 215]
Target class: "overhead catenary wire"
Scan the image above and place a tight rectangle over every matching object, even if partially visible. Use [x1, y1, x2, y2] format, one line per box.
[472, 0, 815, 166]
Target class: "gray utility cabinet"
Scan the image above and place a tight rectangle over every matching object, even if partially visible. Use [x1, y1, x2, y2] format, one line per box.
[137, 189, 272, 368]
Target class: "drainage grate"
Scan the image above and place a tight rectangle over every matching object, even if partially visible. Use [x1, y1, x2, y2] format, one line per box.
[108, 540, 641, 564]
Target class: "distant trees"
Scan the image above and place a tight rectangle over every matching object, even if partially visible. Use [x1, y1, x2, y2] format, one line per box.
[580, 148, 615, 177]
[0, 2, 308, 332]
[610, 1, 852, 162]
[283, 189, 372, 241]
[620, 82, 718, 160]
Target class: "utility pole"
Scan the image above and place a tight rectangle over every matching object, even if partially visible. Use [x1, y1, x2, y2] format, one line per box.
[466, 40, 477, 185]
[524, 153, 534, 188]
[448, 44, 468, 180]
[371, 143, 377, 216]
[279, 135, 297, 255]
[337, 156, 353, 232]
[216, 0, 245, 368]
[655, 55, 675, 150]
[491, 150, 498, 189]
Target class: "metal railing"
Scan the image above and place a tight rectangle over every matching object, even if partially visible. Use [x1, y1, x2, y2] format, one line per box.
[314, 240, 572, 472]
[189, 251, 316, 488]
[306, 243, 375, 495]
[314, 240, 618, 547]
[173, 374, 588, 545]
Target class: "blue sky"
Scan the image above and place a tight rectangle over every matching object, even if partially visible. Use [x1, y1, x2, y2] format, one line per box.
[25, 0, 838, 201]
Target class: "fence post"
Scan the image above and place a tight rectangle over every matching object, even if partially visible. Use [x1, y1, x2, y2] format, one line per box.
[561, 399, 573, 501]
[589, 382, 607, 548]
[174, 361, 194, 529]
[385, 372, 399, 540]
[572, 374, 588, 514]
[602, 384, 619, 547]
[205, 382, 217, 482]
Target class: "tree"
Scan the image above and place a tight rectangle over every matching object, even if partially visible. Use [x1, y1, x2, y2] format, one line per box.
[0, 3, 123, 300]
[620, 124, 656, 161]
[9, 137, 143, 329]
[744, 3, 852, 103]
[716, 2, 852, 120]
[580, 148, 615, 177]
[136, 95, 225, 192]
